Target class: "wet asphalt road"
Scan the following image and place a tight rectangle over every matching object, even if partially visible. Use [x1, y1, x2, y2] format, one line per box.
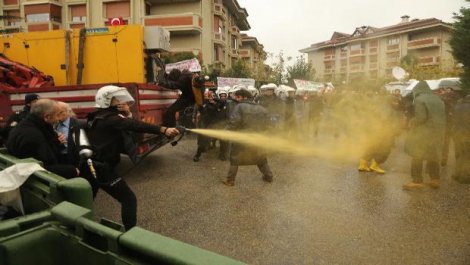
[94, 134, 470, 265]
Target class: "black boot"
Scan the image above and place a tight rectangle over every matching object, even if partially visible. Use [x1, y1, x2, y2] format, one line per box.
[193, 150, 202, 162]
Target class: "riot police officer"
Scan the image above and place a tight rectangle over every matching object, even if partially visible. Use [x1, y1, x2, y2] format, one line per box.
[86, 85, 179, 229]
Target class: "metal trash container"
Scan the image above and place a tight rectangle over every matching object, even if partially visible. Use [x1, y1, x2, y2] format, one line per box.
[0, 148, 93, 213]
[0, 202, 245, 265]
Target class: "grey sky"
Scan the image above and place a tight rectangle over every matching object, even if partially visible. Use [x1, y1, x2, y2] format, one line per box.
[237, 0, 468, 65]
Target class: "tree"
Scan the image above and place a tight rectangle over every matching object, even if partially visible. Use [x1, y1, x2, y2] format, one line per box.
[400, 54, 418, 74]
[221, 59, 252, 78]
[400, 54, 462, 81]
[250, 51, 270, 83]
[269, 51, 290, 84]
[449, 0, 470, 91]
[160, 51, 197, 64]
[286, 55, 315, 81]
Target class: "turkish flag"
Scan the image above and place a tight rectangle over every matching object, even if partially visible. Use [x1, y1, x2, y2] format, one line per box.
[108, 17, 124, 26]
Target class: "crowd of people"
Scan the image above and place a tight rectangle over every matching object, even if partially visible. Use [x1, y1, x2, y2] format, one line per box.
[184, 80, 470, 190]
[0, 87, 179, 230]
[0, 77, 469, 228]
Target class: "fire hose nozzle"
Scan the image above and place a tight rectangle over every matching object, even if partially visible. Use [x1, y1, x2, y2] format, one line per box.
[176, 125, 187, 133]
[171, 126, 188, 146]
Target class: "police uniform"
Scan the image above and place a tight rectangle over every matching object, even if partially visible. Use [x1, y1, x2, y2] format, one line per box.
[86, 107, 166, 230]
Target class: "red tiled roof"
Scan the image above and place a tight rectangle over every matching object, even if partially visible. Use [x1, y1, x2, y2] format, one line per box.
[300, 18, 452, 52]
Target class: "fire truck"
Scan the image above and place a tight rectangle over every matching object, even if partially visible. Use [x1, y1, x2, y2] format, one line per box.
[0, 25, 179, 159]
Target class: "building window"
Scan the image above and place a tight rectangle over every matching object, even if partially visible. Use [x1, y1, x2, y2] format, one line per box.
[70, 4, 86, 23]
[214, 16, 224, 34]
[213, 16, 219, 33]
[214, 46, 222, 61]
[104, 0, 130, 19]
[51, 5, 62, 22]
[388, 37, 400, 45]
[145, 2, 151, 16]
[386, 52, 400, 61]
[231, 35, 238, 49]
[369, 55, 377, 63]
[3, 9, 21, 26]
[26, 13, 49, 23]
[350, 43, 364, 51]
[3, 0, 18, 5]
[24, 4, 62, 23]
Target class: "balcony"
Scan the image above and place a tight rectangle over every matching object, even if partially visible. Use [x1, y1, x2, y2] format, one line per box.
[230, 48, 239, 58]
[324, 68, 335, 74]
[26, 20, 62, 32]
[408, 37, 441, 50]
[349, 49, 365, 57]
[386, 44, 400, 53]
[3, 18, 21, 27]
[418, 56, 440, 66]
[144, 13, 202, 35]
[213, 32, 226, 46]
[386, 61, 399, 68]
[229, 25, 240, 35]
[3, 0, 19, 6]
[1, 25, 21, 33]
[369, 63, 378, 69]
[239, 48, 251, 58]
[324, 54, 335, 61]
[369, 47, 378, 54]
[213, 3, 227, 20]
[349, 64, 365, 72]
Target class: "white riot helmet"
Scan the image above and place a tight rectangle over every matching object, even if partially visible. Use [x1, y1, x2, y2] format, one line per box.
[216, 87, 228, 97]
[236, 84, 248, 91]
[95, 85, 135, 108]
[229, 84, 245, 94]
[247, 85, 259, 97]
[259, 83, 277, 91]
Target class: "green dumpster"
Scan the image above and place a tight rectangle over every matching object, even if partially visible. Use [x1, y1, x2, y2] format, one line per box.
[0, 148, 93, 212]
[0, 202, 245, 265]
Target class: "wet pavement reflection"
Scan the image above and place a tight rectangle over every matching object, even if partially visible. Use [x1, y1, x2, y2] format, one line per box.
[95, 135, 470, 264]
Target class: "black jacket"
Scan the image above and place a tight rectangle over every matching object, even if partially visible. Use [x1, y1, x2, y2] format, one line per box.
[1, 106, 31, 142]
[6, 114, 77, 178]
[158, 72, 195, 103]
[87, 108, 163, 167]
[6, 106, 30, 126]
[227, 100, 268, 165]
[258, 95, 284, 119]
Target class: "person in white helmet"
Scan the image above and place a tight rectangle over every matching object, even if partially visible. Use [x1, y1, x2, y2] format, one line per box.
[258, 83, 285, 129]
[86, 85, 179, 229]
[214, 88, 230, 160]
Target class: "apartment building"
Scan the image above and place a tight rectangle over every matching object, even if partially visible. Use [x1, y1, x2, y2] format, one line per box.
[299, 16, 454, 82]
[0, 0, 262, 69]
[240, 33, 266, 69]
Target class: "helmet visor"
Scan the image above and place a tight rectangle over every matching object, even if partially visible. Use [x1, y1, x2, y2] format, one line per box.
[112, 89, 135, 106]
